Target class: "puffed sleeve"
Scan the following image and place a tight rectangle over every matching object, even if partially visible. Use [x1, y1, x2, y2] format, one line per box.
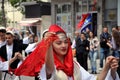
[80, 66, 120, 80]
[105, 69, 120, 80]
[0, 61, 9, 71]
[39, 64, 55, 80]
[80, 66, 97, 80]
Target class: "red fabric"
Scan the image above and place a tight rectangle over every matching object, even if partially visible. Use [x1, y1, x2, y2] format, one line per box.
[49, 24, 65, 33]
[15, 40, 46, 76]
[0, 56, 5, 62]
[77, 14, 89, 29]
[54, 40, 73, 76]
[15, 25, 74, 77]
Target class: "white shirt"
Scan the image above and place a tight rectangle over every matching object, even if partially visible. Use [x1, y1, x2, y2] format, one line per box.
[71, 39, 76, 49]
[23, 37, 29, 44]
[25, 43, 37, 54]
[6, 44, 13, 60]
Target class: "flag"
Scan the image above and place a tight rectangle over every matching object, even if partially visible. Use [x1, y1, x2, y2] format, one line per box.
[80, 14, 92, 32]
[77, 14, 89, 29]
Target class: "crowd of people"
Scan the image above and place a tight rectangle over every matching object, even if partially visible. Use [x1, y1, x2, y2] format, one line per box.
[0, 27, 38, 80]
[0, 25, 119, 80]
[72, 26, 120, 76]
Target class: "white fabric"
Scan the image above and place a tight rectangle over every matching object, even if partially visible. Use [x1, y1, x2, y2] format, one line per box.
[39, 61, 120, 80]
[0, 61, 8, 71]
[23, 37, 29, 44]
[25, 43, 37, 54]
[6, 44, 13, 60]
[71, 39, 76, 49]
[88, 37, 99, 51]
[105, 69, 120, 80]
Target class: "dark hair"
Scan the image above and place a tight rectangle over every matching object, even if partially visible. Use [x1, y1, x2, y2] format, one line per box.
[6, 33, 14, 37]
[112, 30, 120, 48]
[56, 31, 66, 35]
[89, 31, 95, 38]
[81, 32, 86, 35]
[42, 31, 48, 38]
[0, 29, 6, 33]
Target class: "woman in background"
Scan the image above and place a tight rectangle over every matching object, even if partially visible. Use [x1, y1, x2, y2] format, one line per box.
[88, 31, 99, 74]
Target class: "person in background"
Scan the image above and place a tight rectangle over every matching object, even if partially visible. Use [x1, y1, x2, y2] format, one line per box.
[0, 53, 22, 71]
[110, 30, 120, 58]
[71, 30, 80, 56]
[0, 27, 6, 80]
[76, 32, 89, 70]
[0, 31, 23, 71]
[88, 31, 99, 74]
[112, 27, 118, 32]
[71, 31, 80, 48]
[99, 26, 112, 70]
[23, 30, 34, 44]
[107, 30, 120, 77]
[0, 27, 6, 48]
[25, 30, 48, 55]
[15, 25, 119, 80]
[25, 35, 39, 55]
[84, 28, 90, 39]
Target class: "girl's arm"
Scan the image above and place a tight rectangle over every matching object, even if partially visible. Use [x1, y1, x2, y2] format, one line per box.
[45, 44, 55, 79]
[98, 56, 118, 80]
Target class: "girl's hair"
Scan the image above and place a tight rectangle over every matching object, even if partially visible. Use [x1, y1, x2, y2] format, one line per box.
[56, 31, 66, 35]
[42, 31, 48, 38]
[89, 31, 95, 38]
[112, 30, 120, 48]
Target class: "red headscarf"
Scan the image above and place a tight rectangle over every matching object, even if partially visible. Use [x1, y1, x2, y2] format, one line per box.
[15, 24, 73, 77]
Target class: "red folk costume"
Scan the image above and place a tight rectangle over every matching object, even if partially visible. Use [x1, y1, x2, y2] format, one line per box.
[15, 25, 74, 77]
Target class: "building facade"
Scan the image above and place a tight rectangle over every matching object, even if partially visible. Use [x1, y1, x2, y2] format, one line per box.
[51, 0, 119, 39]
[21, 1, 51, 39]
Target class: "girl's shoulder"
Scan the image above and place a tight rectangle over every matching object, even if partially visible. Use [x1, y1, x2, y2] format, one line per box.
[73, 59, 81, 68]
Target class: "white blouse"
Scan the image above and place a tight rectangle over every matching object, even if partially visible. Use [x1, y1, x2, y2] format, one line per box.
[39, 60, 120, 80]
[0, 61, 8, 71]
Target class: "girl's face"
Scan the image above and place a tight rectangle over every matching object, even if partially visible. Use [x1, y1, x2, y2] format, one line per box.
[89, 32, 93, 37]
[52, 33, 68, 57]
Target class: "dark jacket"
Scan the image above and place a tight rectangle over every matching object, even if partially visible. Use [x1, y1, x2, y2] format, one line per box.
[100, 32, 111, 48]
[0, 40, 22, 69]
[75, 37, 89, 54]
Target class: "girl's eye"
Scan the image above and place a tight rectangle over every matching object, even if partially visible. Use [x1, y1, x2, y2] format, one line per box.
[64, 40, 68, 43]
[56, 41, 62, 45]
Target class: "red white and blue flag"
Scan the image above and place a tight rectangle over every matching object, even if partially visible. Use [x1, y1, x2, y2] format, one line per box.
[77, 13, 92, 32]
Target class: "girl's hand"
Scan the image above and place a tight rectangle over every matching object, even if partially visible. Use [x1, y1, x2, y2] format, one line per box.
[44, 32, 58, 47]
[105, 56, 116, 69]
[110, 58, 119, 71]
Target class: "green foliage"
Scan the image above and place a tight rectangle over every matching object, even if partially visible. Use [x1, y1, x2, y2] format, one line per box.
[9, 0, 20, 7]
